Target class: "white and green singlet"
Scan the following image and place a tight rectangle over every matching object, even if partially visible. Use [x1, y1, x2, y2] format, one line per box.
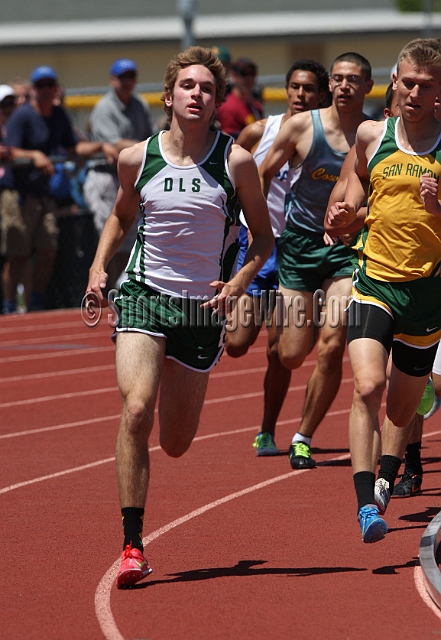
[127, 130, 239, 298]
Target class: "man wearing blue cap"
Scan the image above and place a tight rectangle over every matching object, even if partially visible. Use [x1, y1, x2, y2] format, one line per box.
[83, 58, 155, 291]
[0, 65, 118, 313]
[89, 59, 154, 150]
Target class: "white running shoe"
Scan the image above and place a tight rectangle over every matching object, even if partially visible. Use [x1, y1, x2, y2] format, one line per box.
[374, 478, 390, 515]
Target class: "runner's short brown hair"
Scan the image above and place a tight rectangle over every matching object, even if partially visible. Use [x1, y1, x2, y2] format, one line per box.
[161, 46, 226, 121]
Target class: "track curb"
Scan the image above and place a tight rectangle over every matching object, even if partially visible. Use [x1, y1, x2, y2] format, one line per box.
[419, 510, 441, 609]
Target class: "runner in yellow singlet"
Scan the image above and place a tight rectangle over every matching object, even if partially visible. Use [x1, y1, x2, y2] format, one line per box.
[328, 38, 441, 544]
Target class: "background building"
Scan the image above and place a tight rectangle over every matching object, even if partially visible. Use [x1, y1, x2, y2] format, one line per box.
[1, 0, 440, 125]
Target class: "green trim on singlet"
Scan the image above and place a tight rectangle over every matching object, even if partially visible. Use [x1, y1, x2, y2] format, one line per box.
[135, 134, 166, 193]
[200, 133, 231, 192]
[201, 133, 240, 284]
[368, 118, 398, 173]
[126, 130, 239, 290]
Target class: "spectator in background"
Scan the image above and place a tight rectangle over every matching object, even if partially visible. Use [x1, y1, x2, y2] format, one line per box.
[0, 85, 17, 314]
[217, 57, 263, 139]
[211, 45, 232, 92]
[0, 65, 117, 313]
[9, 78, 30, 108]
[83, 58, 155, 292]
[0, 86, 16, 140]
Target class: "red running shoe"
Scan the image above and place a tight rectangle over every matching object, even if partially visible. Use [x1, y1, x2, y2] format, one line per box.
[116, 543, 152, 588]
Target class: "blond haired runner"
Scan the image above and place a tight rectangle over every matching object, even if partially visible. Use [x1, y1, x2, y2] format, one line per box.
[328, 38, 441, 543]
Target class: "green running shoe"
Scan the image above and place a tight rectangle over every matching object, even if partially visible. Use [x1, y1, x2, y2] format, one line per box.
[417, 377, 435, 416]
[253, 432, 279, 456]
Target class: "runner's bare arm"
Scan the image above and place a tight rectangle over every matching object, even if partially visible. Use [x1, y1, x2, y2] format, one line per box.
[325, 145, 367, 237]
[86, 142, 143, 298]
[236, 119, 267, 154]
[201, 144, 274, 313]
[258, 112, 307, 197]
[328, 121, 379, 228]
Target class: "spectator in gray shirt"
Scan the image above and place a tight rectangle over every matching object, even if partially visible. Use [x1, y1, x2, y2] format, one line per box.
[84, 58, 155, 291]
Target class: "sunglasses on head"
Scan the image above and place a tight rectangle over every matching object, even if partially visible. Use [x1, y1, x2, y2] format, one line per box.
[35, 80, 56, 89]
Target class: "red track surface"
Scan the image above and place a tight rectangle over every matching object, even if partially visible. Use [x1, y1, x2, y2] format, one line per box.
[1, 309, 441, 639]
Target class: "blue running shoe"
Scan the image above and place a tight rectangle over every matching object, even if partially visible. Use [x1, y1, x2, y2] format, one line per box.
[358, 504, 388, 543]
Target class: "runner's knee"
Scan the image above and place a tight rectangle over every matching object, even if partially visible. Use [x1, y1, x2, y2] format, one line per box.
[353, 373, 386, 410]
[278, 344, 307, 370]
[122, 397, 153, 434]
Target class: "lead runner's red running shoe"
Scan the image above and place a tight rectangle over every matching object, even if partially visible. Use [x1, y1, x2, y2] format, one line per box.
[116, 543, 152, 588]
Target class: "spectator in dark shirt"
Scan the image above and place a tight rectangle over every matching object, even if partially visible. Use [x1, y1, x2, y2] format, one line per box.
[0, 65, 117, 313]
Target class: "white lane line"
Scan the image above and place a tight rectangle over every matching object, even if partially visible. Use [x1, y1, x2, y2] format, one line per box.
[0, 364, 283, 385]
[0, 364, 270, 385]
[0, 418, 268, 441]
[0, 457, 117, 495]
[0, 355, 320, 385]
[0, 351, 347, 384]
[0, 386, 118, 408]
[0, 308, 76, 321]
[0, 376, 354, 411]
[414, 565, 441, 621]
[0, 330, 109, 347]
[95, 425, 441, 640]
[0, 364, 115, 384]
[0, 319, 92, 335]
[0, 424, 286, 494]
[176, 378, 354, 406]
[0, 344, 265, 366]
[0, 345, 114, 364]
[2, 413, 439, 496]
[0, 404, 357, 493]
[95, 455, 350, 640]
[0, 414, 121, 440]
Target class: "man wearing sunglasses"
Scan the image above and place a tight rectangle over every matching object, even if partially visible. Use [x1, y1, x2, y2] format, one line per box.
[0, 65, 117, 314]
[259, 52, 373, 470]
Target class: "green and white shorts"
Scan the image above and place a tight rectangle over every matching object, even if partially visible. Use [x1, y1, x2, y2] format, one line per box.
[113, 279, 226, 372]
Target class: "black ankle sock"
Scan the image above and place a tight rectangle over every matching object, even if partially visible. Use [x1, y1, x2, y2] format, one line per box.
[353, 471, 375, 512]
[121, 507, 144, 551]
[378, 455, 402, 489]
[404, 441, 423, 477]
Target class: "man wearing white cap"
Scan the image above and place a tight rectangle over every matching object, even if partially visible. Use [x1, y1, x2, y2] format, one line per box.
[0, 65, 117, 313]
[83, 58, 155, 291]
